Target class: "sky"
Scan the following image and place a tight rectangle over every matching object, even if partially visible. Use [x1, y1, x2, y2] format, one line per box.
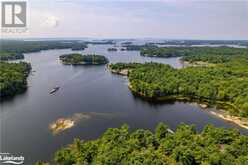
[1, 0, 248, 40]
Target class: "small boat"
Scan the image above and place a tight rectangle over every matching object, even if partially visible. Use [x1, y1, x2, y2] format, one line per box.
[50, 86, 60, 94]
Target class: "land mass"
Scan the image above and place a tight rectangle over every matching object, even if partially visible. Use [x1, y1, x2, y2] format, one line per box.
[0, 62, 31, 98]
[0, 40, 88, 60]
[37, 123, 248, 165]
[59, 54, 109, 65]
[107, 48, 118, 51]
[49, 113, 91, 134]
[108, 46, 248, 129]
[140, 47, 248, 64]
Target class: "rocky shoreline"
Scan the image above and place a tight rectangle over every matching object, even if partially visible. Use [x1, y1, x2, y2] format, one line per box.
[107, 65, 129, 76]
[49, 113, 91, 134]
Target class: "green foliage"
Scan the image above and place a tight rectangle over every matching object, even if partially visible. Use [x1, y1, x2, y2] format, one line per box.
[113, 58, 248, 117]
[124, 44, 157, 51]
[0, 62, 31, 98]
[35, 161, 50, 165]
[0, 51, 24, 60]
[0, 40, 87, 60]
[155, 122, 170, 141]
[59, 54, 109, 65]
[141, 47, 248, 64]
[37, 123, 248, 165]
[108, 63, 142, 71]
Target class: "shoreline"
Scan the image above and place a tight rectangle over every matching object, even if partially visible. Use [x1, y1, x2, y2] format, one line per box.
[49, 113, 91, 134]
[107, 63, 248, 130]
[179, 58, 217, 68]
[107, 65, 129, 76]
[128, 83, 248, 130]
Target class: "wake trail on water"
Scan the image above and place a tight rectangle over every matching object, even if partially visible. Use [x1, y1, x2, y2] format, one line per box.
[60, 70, 85, 87]
[60, 71, 107, 89]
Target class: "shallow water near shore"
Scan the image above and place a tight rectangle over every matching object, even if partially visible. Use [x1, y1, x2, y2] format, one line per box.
[1, 44, 248, 164]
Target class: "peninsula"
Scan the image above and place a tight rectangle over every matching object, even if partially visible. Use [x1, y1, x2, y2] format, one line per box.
[108, 46, 248, 129]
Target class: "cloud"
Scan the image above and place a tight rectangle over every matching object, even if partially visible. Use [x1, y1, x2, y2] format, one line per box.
[42, 16, 59, 28]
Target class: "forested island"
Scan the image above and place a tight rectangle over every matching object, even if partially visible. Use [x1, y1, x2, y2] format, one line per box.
[0, 40, 87, 60]
[147, 40, 248, 47]
[85, 40, 115, 45]
[59, 54, 109, 65]
[140, 47, 248, 63]
[0, 62, 31, 98]
[36, 123, 248, 165]
[124, 44, 158, 51]
[107, 48, 118, 51]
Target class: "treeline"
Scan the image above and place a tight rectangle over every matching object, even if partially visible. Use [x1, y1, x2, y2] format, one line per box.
[0, 40, 88, 60]
[108, 62, 141, 71]
[140, 47, 248, 63]
[0, 62, 31, 98]
[107, 48, 118, 51]
[0, 51, 24, 60]
[36, 123, 248, 165]
[148, 40, 248, 46]
[60, 54, 109, 65]
[124, 44, 157, 51]
[85, 40, 115, 45]
[109, 59, 248, 117]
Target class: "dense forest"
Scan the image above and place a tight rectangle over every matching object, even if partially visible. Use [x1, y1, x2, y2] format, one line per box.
[140, 47, 248, 63]
[0, 51, 24, 60]
[36, 123, 248, 165]
[0, 40, 87, 60]
[0, 62, 31, 98]
[109, 55, 248, 117]
[124, 44, 158, 51]
[59, 54, 109, 65]
[85, 40, 115, 45]
[147, 40, 248, 47]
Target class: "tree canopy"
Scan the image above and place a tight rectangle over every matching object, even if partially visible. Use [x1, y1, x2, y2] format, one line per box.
[36, 123, 248, 165]
[0, 40, 87, 60]
[0, 62, 31, 98]
[59, 54, 109, 65]
[140, 47, 248, 63]
[109, 55, 248, 117]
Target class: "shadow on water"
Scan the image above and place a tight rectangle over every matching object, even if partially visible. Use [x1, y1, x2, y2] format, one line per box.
[0, 89, 28, 103]
[131, 92, 177, 107]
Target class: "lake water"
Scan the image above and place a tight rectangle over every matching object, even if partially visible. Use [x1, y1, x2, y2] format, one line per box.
[1, 44, 247, 164]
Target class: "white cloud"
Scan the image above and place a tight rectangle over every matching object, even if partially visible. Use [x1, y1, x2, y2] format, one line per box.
[42, 16, 59, 28]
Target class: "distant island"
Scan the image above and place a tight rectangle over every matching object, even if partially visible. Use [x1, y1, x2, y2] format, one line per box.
[107, 48, 118, 51]
[0, 40, 88, 60]
[59, 54, 109, 65]
[140, 47, 248, 63]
